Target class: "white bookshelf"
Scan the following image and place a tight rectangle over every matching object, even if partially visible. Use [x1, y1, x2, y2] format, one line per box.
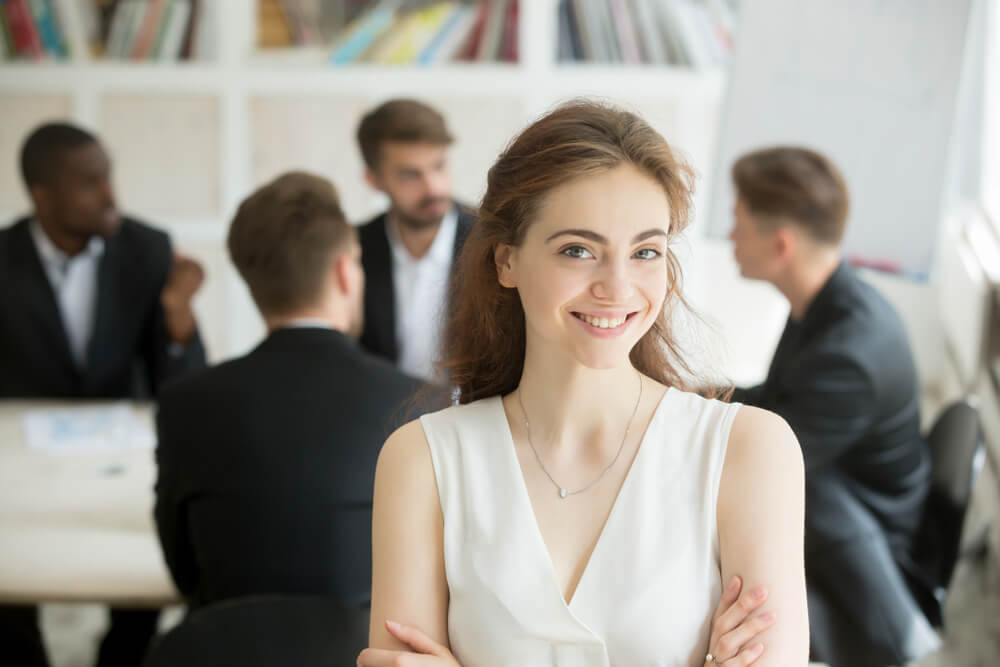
[0, 0, 727, 362]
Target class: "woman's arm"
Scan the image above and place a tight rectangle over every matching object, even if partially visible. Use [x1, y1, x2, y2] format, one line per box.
[368, 419, 450, 649]
[716, 406, 810, 665]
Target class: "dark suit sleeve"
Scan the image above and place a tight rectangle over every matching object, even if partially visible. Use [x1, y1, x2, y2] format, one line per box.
[141, 239, 207, 395]
[766, 352, 878, 472]
[153, 399, 199, 599]
[730, 383, 766, 406]
[145, 299, 207, 394]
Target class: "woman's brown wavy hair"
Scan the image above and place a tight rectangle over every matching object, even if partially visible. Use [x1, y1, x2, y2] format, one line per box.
[440, 100, 717, 404]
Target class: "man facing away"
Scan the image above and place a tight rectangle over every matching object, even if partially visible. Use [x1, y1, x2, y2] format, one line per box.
[355, 99, 476, 381]
[728, 146, 940, 667]
[153, 172, 429, 658]
[0, 122, 206, 667]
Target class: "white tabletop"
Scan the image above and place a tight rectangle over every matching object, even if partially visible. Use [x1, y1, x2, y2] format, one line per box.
[0, 401, 177, 606]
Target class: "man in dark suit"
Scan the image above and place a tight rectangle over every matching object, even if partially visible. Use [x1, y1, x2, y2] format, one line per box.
[355, 99, 475, 381]
[153, 172, 427, 657]
[728, 147, 940, 666]
[0, 123, 206, 666]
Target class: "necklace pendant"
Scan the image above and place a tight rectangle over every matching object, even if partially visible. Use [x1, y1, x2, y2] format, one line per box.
[559, 488, 568, 499]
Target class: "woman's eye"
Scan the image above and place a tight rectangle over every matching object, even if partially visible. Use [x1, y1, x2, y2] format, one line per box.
[561, 246, 594, 259]
[633, 248, 662, 260]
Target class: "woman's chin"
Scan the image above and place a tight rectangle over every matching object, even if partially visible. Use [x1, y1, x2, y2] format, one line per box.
[571, 347, 636, 371]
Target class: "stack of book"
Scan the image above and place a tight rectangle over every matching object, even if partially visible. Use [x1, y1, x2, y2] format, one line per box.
[258, 0, 519, 66]
[259, 0, 368, 48]
[0, 0, 202, 62]
[557, 0, 736, 69]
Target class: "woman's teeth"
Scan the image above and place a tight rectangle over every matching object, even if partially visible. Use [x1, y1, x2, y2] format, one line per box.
[578, 313, 627, 329]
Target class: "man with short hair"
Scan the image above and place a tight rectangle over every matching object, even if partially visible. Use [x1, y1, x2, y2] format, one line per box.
[728, 146, 939, 666]
[153, 172, 428, 658]
[0, 122, 207, 667]
[355, 99, 476, 380]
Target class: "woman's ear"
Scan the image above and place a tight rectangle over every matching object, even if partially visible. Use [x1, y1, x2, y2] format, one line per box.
[495, 244, 517, 288]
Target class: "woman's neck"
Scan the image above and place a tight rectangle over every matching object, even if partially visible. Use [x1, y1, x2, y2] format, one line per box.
[514, 346, 646, 461]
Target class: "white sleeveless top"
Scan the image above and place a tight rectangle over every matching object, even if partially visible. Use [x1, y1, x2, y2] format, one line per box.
[420, 387, 741, 667]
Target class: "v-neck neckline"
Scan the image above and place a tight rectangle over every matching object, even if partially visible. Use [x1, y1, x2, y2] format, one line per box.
[492, 386, 673, 610]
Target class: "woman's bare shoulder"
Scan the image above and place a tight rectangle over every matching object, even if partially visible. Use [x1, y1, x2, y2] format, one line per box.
[377, 418, 435, 488]
[727, 405, 802, 474]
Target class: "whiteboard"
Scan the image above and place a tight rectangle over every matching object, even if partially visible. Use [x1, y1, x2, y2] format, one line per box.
[706, 0, 972, 280]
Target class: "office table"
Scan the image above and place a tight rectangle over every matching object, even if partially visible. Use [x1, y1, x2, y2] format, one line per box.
[0, 401, 177, 606]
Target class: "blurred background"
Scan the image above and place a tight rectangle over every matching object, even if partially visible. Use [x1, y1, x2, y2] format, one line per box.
[1, 0, 998, 665]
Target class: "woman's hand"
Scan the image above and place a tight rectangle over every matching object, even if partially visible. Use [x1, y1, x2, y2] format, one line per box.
[705, 576, 776, 666]
[357, 620, 461, 667]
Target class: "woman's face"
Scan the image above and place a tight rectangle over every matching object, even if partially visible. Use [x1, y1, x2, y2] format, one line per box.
[496, 164, 673, 370]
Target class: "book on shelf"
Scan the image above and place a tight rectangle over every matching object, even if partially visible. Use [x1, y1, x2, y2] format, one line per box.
[0, 0, 203, 62]
[557, 0, 735, 69]
[257, 0, 519, 66]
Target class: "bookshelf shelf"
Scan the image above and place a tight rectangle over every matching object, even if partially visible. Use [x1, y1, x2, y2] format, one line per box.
[549, 64, 725, 97]
[243, 62, 526, 94]
[0, 61, 223, 90]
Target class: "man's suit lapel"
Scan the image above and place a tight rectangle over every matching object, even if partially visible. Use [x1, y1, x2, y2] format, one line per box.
[452, 207, 474, 260]
[9, 219, 77, 377]
[85, 232, 124, 392]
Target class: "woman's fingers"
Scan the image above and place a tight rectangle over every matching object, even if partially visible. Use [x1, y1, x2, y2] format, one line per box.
[356, 647, 404, 666]
[712, 585, 768, 640]
[385, 620, 447, 656]
[713, 576, 743, 623]
[713, 611, 776, 663]
[720, 642, 765, 666]
[356, 648, 442, 667]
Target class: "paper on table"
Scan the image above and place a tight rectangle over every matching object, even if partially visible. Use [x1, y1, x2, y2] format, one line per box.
[22, 404, 155, 454]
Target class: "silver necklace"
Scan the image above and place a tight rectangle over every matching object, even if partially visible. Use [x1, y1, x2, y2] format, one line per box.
[517, 373, 643, 500]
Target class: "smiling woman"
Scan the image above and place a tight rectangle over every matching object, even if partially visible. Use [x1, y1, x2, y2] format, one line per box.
[360, 101, 809, 667]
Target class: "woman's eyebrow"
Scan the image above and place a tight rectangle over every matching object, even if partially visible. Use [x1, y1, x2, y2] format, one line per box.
[545, 229, 606, 243]
[544, 228, 667, 244]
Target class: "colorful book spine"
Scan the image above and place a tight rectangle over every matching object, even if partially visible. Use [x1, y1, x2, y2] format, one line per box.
[130, 0, 166, 59]
[418, 3, 462, 64]
[178, 0, 199, 60]
[385, 2, 454, 65]
[158, 0, 190, 60]
[608, 0, 640, 64]
[475, 0, 507, 61]
[0, 4, 14, 58]
[630, 0, 667, 64]
[501, 0, 517, 63]
[457, 0, 489, 61]
[421, 3, 476, 64]
[4, 0, 44, 58]
[53, 0, 92, 59]
[28, 0, 66, 57]
[104, 0, 133, 57]
[328, 0, 396, 65]
[150, 0, 174, 57]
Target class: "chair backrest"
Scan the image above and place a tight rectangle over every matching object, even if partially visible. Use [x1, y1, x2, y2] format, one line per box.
[910, 399, 983, 604]
[926, 400, 984, 507]
[143, 595, 369, 667]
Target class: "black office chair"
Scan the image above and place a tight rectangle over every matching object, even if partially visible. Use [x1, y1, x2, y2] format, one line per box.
[142, 595, 370, 667]
[905, 399, 984, 627]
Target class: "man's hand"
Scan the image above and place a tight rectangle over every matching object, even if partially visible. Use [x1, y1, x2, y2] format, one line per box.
[160, 251, 204, 344]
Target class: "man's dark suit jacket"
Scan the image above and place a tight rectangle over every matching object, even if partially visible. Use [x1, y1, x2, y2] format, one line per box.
[0, 214, 206, 667]
[358, 203, 476, 363]
[154, 327, 428, 611]
[0, 216, 206, 398]
[733, 261, 935, 666]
